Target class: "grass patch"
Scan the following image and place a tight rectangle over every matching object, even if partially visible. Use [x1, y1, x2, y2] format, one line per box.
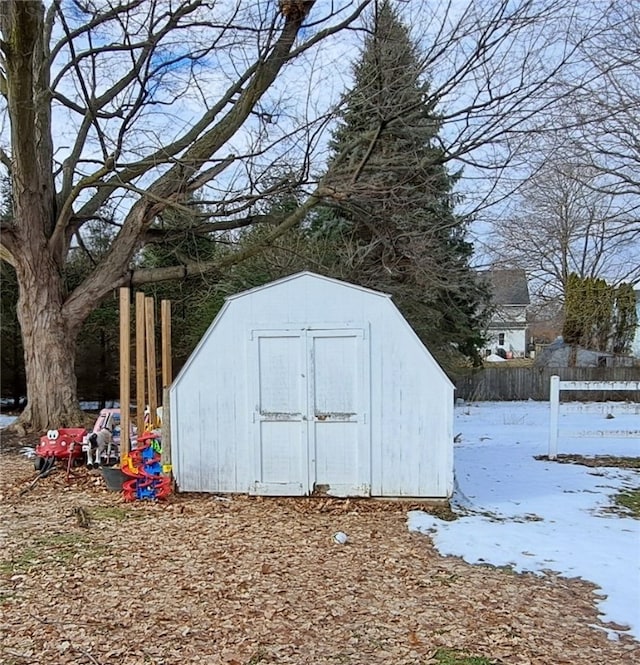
[91, 505, 139, 521]
[432, 648, 497, 664]
[0, 561, 14, 575]
[246, 645, 269, 664]
[537, 454, 640, 469]
[614, 489, 640, 518]
[34, 532, 91, 563]
[0, 547, 42, 574]
[476, 562, 517, 575]
[34, 532, 87, 547]
[422, 503, 459, 521]
[0, 532, 110, 575]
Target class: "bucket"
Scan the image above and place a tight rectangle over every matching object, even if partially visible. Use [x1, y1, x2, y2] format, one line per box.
[101, 466, 127, 491]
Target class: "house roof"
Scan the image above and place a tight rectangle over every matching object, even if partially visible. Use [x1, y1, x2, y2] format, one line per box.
[482, 269, 530, 306]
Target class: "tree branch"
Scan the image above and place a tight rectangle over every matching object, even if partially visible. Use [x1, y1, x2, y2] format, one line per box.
[0, 239, 16, 266]
[0, 145, 11, 172]
[129, 186, 325, 288]
[63, 3, 328, 322]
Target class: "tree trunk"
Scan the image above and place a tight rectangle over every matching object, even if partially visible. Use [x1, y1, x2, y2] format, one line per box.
[11, 322, 25, 408]
[1, 1, 76, 432]
[13, 254, 83, 432]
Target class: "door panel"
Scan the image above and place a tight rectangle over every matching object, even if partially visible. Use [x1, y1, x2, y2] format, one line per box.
[309, 331, 370, 497]
[312, 335, 358, 416]
[257, 335, 304, 416]
[313, 421, 359, 485]
[259, 421, 304, 483]
[251, 333, 307, 495]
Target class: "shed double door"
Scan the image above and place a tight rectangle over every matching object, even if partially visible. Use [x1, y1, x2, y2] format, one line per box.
[251, 328, 370, 496]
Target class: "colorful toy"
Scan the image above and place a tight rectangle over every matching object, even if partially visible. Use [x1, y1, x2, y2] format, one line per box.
[83, 408, 138, 467]
[120, 431, 171, 501]
[34, 428, 87, 472]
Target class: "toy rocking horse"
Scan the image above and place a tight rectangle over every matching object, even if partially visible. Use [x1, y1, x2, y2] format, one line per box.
[85, 426, 116, 468]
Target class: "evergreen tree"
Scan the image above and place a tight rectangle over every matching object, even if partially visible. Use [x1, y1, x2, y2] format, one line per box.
[137, 200, 224, 371]
[148, 174, 345, 372]
[65, 218, 120, 406]
[0, 261, 25, 408]
[175, 203, 341, 365]
[563, 274, 637, 353]
[320, 1, 489, 362]
[611, 283, 638, 354]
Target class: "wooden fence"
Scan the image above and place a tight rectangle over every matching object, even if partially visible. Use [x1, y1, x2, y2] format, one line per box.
[452, 366, 640, 402]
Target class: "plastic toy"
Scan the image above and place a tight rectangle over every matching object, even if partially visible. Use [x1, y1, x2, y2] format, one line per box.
[120, 431, 171, 501]
[83, 408, 138, 467]
[34, 428, 87, 472]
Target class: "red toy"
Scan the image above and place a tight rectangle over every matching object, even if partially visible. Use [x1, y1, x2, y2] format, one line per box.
[120, 432, 171, 501]
[34, 428, 87, 471]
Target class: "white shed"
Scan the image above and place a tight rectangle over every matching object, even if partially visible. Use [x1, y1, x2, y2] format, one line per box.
[169, 272, 454, 498]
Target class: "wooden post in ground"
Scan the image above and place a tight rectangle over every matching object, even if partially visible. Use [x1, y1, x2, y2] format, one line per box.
[119, 288, 131, 456]
[160, 300, 173, 470]
[161, 300, 172, 391]
[135, 292, 146, 437]
[145, 296, 158, 428]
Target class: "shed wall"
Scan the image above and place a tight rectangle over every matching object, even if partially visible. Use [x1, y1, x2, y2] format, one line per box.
[171, 274, 453, 498]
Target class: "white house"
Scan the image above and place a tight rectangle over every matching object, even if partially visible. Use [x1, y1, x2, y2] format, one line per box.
[169, 272, 454, 499]
[482, 269, 531, 357]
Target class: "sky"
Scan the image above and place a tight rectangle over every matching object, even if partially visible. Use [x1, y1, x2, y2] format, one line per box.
[409, 400, 640, 642]
[0, 2, 598, 222]
[2, 398, 639, 641]
[4, 0, 637, 292]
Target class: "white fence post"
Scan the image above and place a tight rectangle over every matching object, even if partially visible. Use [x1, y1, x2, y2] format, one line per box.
[548, 375, 560, 460]
[548, 377, 640, 459]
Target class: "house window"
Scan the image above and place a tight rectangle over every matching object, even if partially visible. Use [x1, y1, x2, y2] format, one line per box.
[498, 333, 505, 346]
[597, 356, 607, 368]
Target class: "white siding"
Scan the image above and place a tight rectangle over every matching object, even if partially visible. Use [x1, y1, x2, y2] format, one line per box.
[487, 328, 528, 357]
[170, 272, 454, 498]
[488, 304, 529, 356]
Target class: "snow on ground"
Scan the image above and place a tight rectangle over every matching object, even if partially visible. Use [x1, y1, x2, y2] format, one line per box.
[0, 414, 16, 428]
[409, 400, 640, 642]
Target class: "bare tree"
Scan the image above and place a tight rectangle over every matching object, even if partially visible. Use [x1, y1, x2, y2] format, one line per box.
[480, 1, 640, 316]
[0, 0, 614, 431]
[488, 146, 640, 303]
[558, 0, 640, 199]
[0, 0, 374, 430]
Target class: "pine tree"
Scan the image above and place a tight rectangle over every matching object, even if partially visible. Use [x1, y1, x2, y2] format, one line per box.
[564, 274, 638, 353]
[65, 218, 120, 406]
[138, 200, 224, 369]
[611, 283, 638, 354]
[320, 1, 488, 362]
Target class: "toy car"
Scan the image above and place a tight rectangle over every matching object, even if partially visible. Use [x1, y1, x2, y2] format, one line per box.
[34, 428, 87, 471]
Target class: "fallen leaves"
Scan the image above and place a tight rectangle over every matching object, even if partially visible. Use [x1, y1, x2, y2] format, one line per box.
[1, 452, 638, 665]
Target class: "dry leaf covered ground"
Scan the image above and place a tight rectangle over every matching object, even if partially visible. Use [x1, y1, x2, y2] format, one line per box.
[1, 451, 638, 665]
